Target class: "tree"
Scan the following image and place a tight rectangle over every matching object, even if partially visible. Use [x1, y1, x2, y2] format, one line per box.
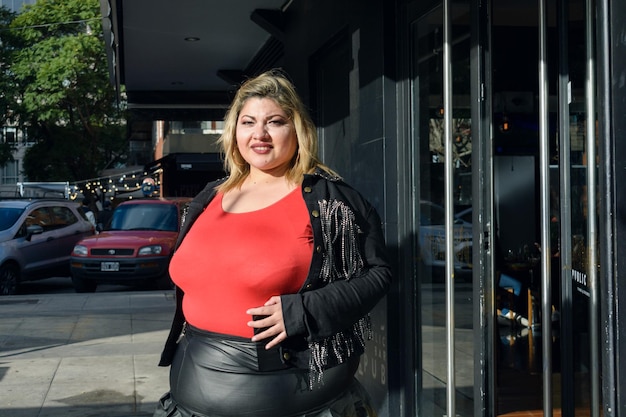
[0, 6, 19, 168]
[8, 0, 127, 181]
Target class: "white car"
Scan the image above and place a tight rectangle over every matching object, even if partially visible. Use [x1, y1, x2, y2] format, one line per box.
[0, 199, 95, 295]
[418, 201, 473, 277]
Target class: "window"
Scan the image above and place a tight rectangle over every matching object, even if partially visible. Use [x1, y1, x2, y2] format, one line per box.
[0, 207, 23, 231]
[169, 120, 224, 134]
[2, 161, 19, 185]
[25, 207, 52, 228]
[5, 130, 16, 143]
[49, 206, 78, 229]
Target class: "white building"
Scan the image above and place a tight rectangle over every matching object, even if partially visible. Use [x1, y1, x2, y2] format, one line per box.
[0, 0, 35, 12]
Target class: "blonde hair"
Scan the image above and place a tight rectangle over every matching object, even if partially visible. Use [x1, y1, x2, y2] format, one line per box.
[216, 69, 336, 192]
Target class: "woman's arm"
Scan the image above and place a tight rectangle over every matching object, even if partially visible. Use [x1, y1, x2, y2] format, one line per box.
[281, 198, 392, 342]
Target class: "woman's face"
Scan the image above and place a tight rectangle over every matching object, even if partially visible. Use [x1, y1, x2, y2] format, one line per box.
[236, 97, 298, 177]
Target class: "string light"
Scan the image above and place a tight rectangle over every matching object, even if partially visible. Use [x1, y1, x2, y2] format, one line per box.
[70, 168, 161, 200]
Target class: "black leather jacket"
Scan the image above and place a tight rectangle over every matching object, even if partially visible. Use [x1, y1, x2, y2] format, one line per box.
[158, 169, 392, 379]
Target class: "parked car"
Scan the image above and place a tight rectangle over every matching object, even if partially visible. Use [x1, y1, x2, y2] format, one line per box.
[418, 201, 473, 278]
[0, 198, 96, 295]
[70, 198, 191, 292]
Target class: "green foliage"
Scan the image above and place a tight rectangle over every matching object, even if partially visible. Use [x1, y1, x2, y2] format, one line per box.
[0, 7, 19, 167]
[6, 0, 128, 181]
[0, 6, 19, 128]
[22, 123, 126, 181]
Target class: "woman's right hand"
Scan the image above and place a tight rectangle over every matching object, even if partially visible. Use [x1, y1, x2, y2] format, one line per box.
[246, 296, 287, 349]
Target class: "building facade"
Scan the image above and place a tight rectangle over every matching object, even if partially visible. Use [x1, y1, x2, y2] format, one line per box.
[0, 126, 33, 196]
[267, 2, 624, 415]
[0, 0, 34, 13]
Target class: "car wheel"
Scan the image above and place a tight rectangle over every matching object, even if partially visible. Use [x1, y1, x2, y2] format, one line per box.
[0, 263, 19, 295]
[72, 275, 97, 293]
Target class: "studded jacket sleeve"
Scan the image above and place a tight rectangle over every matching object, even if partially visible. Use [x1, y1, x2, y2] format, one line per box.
[280, 172, 392, 376]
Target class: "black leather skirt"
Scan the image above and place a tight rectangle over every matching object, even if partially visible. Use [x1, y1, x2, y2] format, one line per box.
[153, 325, 375, 417]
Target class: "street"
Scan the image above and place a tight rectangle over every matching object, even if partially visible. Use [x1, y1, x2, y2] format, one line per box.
[16, 277, 157, 296]
[0, 280, 174, 416]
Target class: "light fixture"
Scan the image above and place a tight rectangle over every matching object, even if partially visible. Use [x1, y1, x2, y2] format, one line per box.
[500, 115, 510, 132]
[184, 36, 200, 42]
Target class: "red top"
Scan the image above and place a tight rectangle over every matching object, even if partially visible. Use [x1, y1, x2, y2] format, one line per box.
[169, 188, 313, 337]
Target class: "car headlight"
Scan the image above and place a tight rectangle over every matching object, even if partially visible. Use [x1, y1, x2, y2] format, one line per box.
[73, 245, 88, 256]
[138, 245, 163, 256]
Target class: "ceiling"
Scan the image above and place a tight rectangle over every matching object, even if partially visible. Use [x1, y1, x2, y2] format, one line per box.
[100, 0, 290, 120]
[100, 0, 565, 123]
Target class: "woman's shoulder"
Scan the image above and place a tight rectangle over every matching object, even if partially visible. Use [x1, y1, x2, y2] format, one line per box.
[190, 177, 228, 205]
[310, 166, 342, 182]
[305, 169, 372, 207]
[304, 167, 345, 189]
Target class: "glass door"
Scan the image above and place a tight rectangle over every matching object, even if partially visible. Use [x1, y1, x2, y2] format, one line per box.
[489, 0, 597, 415]
[409, 2, 473, 415]
[408, 0, 599, 415]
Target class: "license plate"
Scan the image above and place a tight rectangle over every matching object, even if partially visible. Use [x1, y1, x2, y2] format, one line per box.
[101, 262, 120, 271]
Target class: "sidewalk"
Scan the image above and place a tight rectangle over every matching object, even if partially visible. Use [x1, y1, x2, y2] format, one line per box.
[0, 290, 175, 417]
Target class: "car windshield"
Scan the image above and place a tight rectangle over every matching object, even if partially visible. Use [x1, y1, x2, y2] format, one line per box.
[108, 203, 178, 232]
[0, 207, 25, 231]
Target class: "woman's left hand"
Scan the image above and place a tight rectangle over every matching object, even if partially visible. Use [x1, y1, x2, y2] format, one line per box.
[246, 296, 287, 349]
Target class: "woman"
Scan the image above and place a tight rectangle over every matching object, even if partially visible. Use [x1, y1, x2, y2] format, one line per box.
[154, 69, 392, 417]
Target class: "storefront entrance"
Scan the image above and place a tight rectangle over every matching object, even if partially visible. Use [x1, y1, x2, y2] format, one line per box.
[406, 0, 598, 415]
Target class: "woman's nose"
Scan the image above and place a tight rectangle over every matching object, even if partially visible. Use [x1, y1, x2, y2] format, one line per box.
[253, 125, 268, 139]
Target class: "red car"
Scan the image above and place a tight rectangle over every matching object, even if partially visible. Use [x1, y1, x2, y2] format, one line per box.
[70, 198, 190, 292]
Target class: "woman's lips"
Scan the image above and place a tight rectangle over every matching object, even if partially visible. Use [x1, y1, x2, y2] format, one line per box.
[251, 145, 272, 153]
